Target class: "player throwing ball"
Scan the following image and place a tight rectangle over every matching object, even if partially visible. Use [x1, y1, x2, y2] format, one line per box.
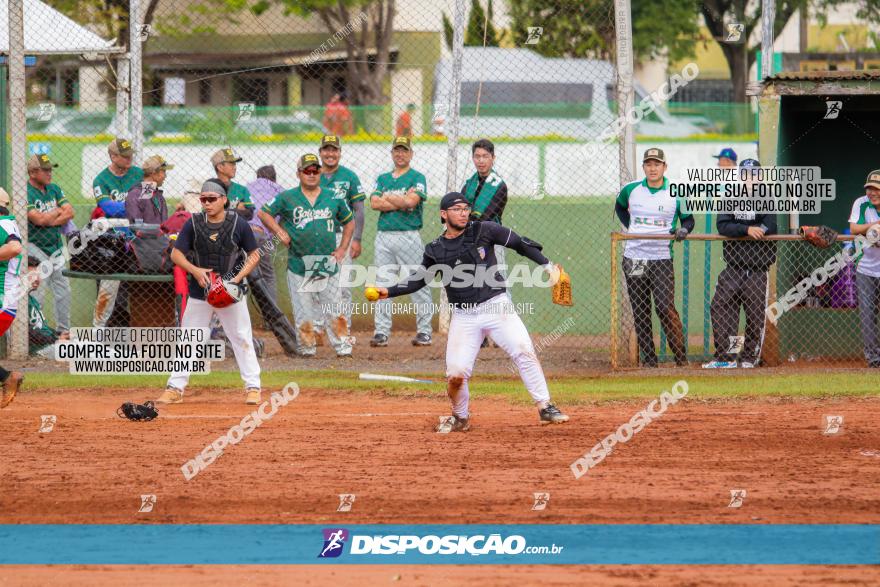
[157, 179, 263, 405]
[367, 192, 569, 430]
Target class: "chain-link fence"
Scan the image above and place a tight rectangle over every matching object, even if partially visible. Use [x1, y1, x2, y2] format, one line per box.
[3, 0, 632, 362]
[611, 233, 875, 369]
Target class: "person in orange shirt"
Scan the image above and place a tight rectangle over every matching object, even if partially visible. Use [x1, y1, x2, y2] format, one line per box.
[323, 93, 354, 136]
[396, 103, 416, 137]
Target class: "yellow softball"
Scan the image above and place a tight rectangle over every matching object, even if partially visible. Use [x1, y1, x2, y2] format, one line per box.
[365, 287, 380, 302]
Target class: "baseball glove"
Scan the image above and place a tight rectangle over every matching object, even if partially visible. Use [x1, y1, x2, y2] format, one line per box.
[799, 225, 838, 248]
[552, 266, 573, 306]
[117, 401, 159, 421]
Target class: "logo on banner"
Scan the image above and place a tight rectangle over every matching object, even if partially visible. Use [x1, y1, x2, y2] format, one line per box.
[319, 528, 349, 558]
[728, 489, 746, 508]
[525, 27, 543, 45]
[823, 415, 843, 435]
[824, 101, 842, 120]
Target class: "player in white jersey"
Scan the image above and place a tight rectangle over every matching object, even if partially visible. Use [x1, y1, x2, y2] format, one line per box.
[369, 192, 569, 431]
[0, 188, 25, 408]
[850, 169, 880, 367]
[614, 148, 694, 368]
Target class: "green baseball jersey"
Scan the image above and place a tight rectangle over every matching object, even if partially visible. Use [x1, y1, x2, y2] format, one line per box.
[228, 181, 254, 208]
[261, 186, 353, 276]
[371, 168, 427, 231]
[462, 169, 505, 224]
[27, 182, 69, 255]
[0, 216, 24, 311]
[28, 294, 55, 354]
[92, 166, 143, 204]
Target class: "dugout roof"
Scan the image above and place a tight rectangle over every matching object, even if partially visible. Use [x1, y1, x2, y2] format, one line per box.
[0, 0, 117, 55]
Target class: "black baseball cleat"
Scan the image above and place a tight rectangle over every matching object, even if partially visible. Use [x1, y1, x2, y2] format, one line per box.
[370, 333, 389, 347]
[412, 333, 432, 346]
[539, 404, 569, 424]
[436, 414, 470, 432]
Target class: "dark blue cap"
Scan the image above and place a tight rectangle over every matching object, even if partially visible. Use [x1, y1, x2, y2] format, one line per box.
[713, 148, 738, 162]
[740, 158, 760, 168]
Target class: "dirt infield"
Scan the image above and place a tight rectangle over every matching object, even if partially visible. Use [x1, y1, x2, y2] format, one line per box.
[1, 564, 878, 586]
[2, 388, 879, 584]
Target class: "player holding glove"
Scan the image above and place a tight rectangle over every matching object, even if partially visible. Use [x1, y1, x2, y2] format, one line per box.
[366, 192, 569, 431]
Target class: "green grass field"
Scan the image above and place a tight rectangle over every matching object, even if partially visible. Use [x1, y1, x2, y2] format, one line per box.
[27, 370, 876, 406]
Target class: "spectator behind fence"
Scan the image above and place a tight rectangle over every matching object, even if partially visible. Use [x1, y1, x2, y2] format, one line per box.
[26, 257, 68, 359]
[850, 169, 880, 367]
[126, 155, 173, 224]
[703, 158, 777, 370]
[323, 93, 354, 136]
[614, 148, 693, 368]
[369, 136, 433, 348]
[396, 103, 416, 138]
[92, 138, 144, 328]
[211, 148, 255, 221]
[246, 165, 285, 306]
[26, 154, 74, 333]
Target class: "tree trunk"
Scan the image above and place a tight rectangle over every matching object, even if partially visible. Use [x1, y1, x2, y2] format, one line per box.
[720, 42, 749, 102]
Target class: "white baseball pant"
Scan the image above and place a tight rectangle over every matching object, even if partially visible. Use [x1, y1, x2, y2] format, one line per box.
[167, 297, 261, 391]
[445, 293, 550, 418]
[313, 232, 353, 332]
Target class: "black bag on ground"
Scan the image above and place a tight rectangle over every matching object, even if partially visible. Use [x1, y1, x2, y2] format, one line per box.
[130, 225, 173, 274]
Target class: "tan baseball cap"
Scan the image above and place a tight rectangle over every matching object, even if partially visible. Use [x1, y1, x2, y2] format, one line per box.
[864, 169, 880, 189]
[392, 136, 412, 151]
[0, 187, 10, 208]
[211, 148, 242, 167]
[643, 148, 666, 163]
[142, 155, 173, 175]
[27, 154, 58, 171]
[108, 137, 134, 157]
[297, 153, 321, 171]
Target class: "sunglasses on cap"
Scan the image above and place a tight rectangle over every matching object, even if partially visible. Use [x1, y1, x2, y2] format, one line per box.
[199, 195, 222, 204]
[300, 166, 320, 176]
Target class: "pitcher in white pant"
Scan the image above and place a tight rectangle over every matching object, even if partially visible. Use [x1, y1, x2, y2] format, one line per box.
[371, 192, 569, 430]
[157, 179, 263, 406]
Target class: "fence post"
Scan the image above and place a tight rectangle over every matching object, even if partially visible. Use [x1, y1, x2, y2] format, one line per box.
[129, 0, 144, 160]
[8, 0, 28, 360]
[610, 233, 619, 369]
[116, 55, 131, 137]
[763, 263, 781, 366]
[438, 0, 467, 336]
[614, 0, 637, 185]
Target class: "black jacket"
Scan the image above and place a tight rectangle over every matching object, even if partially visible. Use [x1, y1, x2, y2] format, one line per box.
[716, 212, 778, 270]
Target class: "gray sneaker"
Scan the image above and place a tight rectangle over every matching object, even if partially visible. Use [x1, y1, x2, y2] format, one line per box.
[539, 404, 569, 424]
[412, 333, 432, 346]
[370, 333, 389, 347]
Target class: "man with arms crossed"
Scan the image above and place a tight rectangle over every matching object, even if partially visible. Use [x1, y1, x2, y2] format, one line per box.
[369, 136, 433, 347]
[26, 154, 74, 333]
